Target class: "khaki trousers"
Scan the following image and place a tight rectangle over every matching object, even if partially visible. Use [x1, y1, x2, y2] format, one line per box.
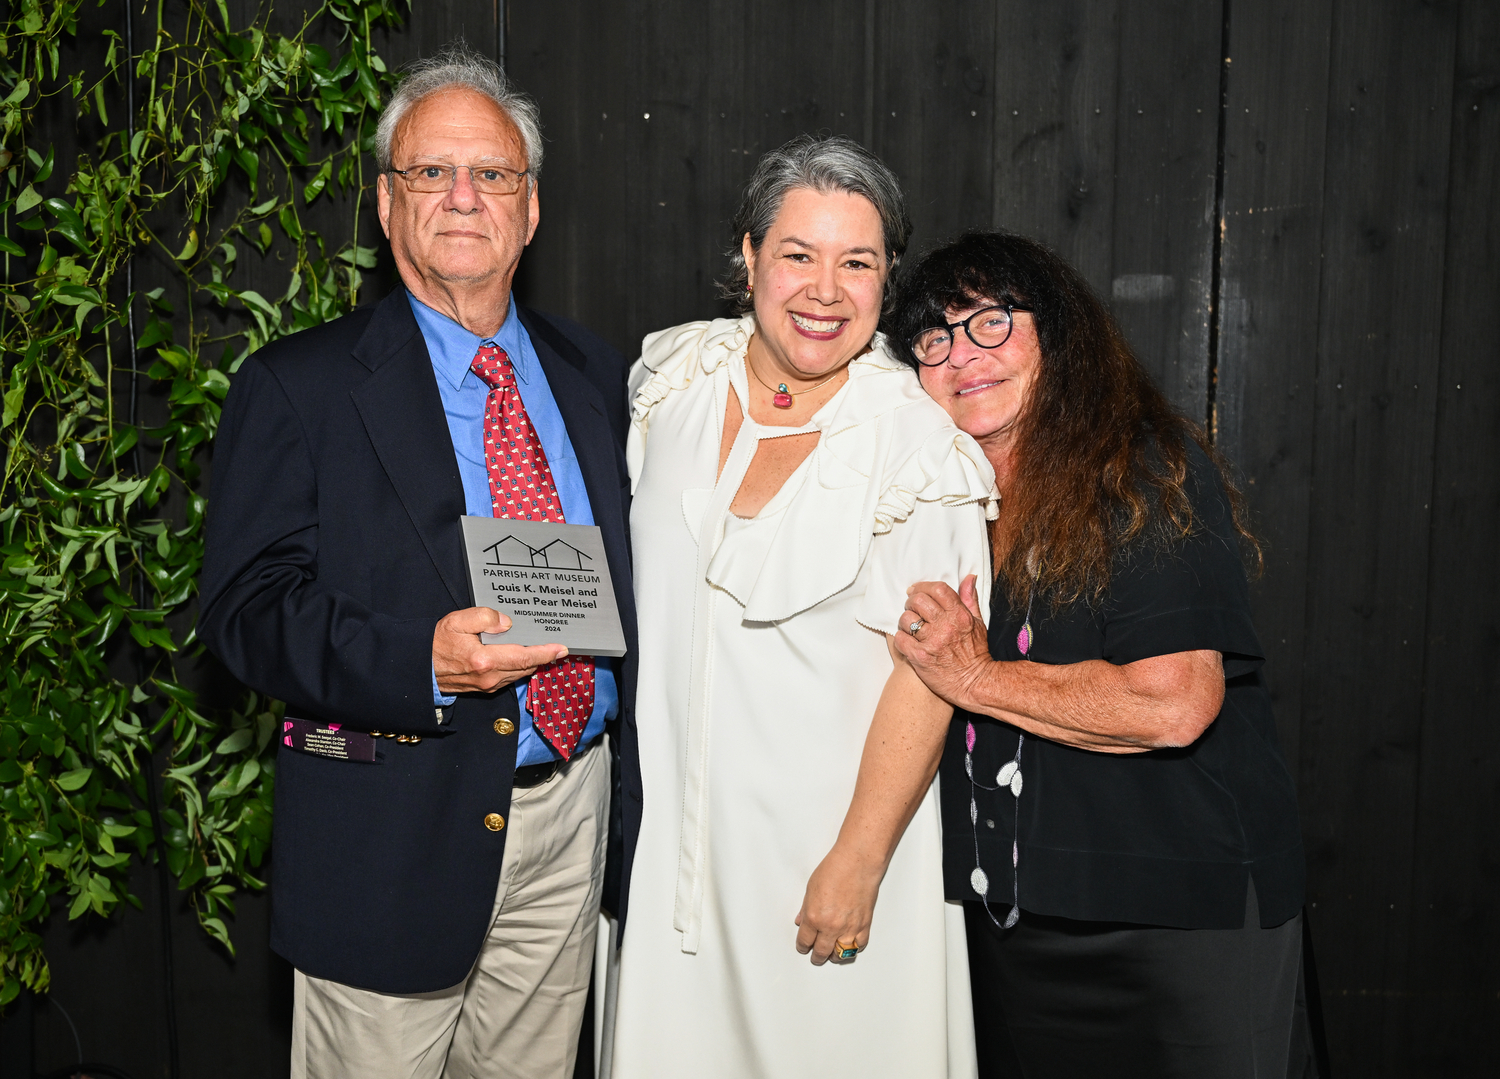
[290, 738, 609, 1079]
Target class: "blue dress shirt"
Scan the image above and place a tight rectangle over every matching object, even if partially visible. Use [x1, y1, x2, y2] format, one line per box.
[411, 293, 617, 766]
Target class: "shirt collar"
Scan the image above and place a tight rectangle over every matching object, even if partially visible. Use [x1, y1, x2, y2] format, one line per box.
[408, 291, 535, 391]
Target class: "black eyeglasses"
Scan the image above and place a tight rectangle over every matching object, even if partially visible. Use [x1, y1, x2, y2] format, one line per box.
[910, 305, 1032, 366]
[388, 163, 530, 196]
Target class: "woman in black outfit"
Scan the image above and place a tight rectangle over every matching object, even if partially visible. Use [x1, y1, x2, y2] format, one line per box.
[888, 231, 1305, 1078]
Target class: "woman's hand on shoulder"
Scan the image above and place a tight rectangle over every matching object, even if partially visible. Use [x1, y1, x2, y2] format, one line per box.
[795, 846, 884, 965]
[893, 574, 992, 712]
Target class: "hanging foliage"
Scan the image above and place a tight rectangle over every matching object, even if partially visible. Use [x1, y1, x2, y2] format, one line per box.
[0, 0, 407, 1005]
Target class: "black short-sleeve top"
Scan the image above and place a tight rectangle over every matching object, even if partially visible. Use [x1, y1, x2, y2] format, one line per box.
[938, 441, 1305, 929]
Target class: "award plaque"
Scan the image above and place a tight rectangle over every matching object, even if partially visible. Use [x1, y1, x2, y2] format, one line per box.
[459, 516, 627, 657]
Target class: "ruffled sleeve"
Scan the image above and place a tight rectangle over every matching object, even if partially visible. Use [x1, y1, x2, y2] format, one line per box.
[870, 423, 998, 535]
[626, 317, 752, 491]
[854, 423, 997, 636]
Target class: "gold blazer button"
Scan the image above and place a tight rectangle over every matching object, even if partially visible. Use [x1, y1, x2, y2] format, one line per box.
[493, 718, 516, 736]
[483, 813, 506, 832]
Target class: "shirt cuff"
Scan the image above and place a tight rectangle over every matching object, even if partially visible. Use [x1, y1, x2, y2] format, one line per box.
[432, 666, 457, 707]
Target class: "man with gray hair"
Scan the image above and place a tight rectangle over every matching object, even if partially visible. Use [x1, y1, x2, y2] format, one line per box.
[199, 43, 637, 1079]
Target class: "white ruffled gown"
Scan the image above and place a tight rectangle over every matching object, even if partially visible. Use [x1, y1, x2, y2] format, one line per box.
[608, 318, 994, 1079]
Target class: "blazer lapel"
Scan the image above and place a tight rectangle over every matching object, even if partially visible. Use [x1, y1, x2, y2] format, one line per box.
[350, 288, 470, 608]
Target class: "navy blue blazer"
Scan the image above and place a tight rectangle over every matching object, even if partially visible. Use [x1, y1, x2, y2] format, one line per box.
[199, 285, 640, 993]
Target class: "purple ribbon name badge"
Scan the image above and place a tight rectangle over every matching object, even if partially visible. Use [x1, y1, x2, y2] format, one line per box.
[281, 718, 377, 763]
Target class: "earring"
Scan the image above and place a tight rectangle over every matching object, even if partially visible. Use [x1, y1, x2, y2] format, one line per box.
[744, 284, 754, 302]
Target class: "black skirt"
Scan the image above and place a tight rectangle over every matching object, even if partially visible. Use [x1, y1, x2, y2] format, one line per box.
[966, 882, 1302, 1079]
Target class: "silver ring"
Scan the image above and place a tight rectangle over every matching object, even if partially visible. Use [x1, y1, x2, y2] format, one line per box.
[907, 618, 924, 636]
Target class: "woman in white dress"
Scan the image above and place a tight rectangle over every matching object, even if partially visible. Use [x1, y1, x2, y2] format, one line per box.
[608, 135, 993, 1079]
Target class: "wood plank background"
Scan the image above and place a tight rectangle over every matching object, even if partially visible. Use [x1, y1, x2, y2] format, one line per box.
[4, 1, 1495, 1076]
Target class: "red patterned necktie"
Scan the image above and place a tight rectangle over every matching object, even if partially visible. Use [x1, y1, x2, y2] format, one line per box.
[470, 344, 596, 760]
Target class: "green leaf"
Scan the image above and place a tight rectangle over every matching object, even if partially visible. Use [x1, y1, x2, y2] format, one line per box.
[238, 290, 280, 318]
[15, 185, 43, 214]
[51, 283, 103, 306]
[0, 235, 24, 257]
[208, 758, 260, 801]
[255, 711, 276, 752]
[136, 319, 173, 350]
[174, 230, 200, 262]
[278, 204, 303, 242]
[154, 679, 198, 708]
[3, 387, 23, 429]
[109, 425, 139, 460]
[216, 728, 253, 755]
[302, 161, 332, 204]
[42, 199, 91, 251]
[338, 245, 378, 269]
[200, 916, 233, 951]
[57, 767, 93, 791]
[234, 146, 259, 188]
[33, 145, 55, 184]
[143, 626, 178, 652]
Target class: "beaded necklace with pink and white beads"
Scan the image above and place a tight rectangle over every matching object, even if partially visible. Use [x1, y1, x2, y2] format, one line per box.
[965, 586, 1034, 929]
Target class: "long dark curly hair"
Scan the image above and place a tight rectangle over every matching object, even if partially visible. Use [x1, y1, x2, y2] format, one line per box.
[890, 230, 1259, 608]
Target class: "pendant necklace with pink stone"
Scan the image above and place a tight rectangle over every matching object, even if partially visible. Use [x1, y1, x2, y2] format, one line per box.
[746, 352, 844, 409]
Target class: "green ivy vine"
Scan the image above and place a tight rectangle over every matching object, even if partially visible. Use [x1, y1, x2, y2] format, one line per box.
[0, 0, 407, 1005]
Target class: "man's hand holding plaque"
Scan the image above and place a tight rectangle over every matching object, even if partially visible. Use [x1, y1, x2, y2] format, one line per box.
[432, 606, 570, 695]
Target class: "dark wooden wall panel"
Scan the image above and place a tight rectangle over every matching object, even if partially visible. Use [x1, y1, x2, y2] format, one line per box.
[29, 862, 172, 1078]
[1214, 0, 1334, 770]
[29, 860, 290, 1078]
[372, 2, 497, 72]
[990, 0, 1120, 297]
[506, 0, 637, 344]
[1404, 0, 1500, 1069]
[1297, 0, 1457, 1073]
[871, 0, 995, 261]
[1106, 0, 1223, 421]
[510, 0, 874, 357]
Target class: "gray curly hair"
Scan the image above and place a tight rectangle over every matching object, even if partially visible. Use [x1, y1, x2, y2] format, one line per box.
[375, 42, 543, 186]
[721, 134, 911, 315]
